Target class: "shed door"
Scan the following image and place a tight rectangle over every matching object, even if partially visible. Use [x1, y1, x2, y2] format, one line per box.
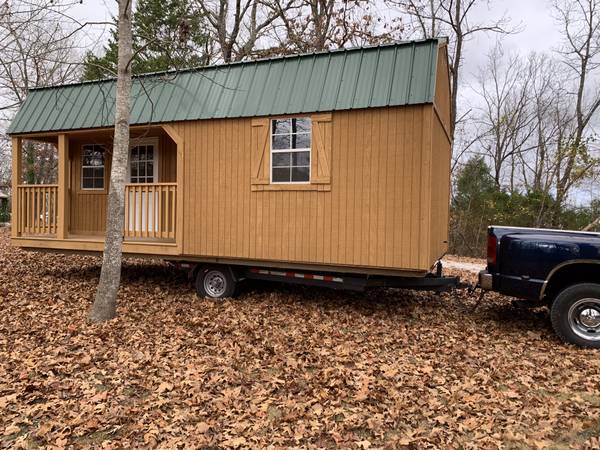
[128, 143, 159, 233]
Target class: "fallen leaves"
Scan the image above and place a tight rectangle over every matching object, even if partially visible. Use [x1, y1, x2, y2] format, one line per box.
[156, 382, 173, 394]
[0, 228, 599, 449]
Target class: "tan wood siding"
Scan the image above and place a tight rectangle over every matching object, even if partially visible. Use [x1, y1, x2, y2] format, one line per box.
[174, 105, 436, 272]
[159, 134, 177, 182]
[429, 111, 452, 264]
[430, 44, 452, 264]
[434, 45, 452, 133]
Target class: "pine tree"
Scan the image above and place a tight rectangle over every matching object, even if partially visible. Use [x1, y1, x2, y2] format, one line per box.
[82, 0, 209, 80]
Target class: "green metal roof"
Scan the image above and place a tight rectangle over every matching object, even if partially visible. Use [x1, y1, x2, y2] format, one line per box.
[8, 39, 442, 135]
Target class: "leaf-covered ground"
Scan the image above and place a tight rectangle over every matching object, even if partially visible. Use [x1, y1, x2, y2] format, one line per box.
[1, 229, 599, 449]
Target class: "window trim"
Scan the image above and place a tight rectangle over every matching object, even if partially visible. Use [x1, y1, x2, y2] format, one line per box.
[270, 118, 311, 185]
[127, 137, 159, 184]
[80, 144, 106, 191]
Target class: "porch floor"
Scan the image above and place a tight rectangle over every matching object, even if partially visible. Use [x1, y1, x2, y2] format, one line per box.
[68, 233, 176, 244]
[19, 233, 175, 244]
[13, 234, 179, 257]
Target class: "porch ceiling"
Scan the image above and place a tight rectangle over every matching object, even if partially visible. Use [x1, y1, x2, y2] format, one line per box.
[19, 125, 171, 144]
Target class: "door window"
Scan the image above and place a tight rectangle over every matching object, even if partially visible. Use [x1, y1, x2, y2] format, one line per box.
[130, 144, 156, 183]
[128, 142, 158, 233]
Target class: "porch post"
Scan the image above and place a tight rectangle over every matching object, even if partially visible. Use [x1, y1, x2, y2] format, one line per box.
[176, 130, 183, 253]
[11, 137, 22, 238]
[57, 134, 69, 239]
[161, 124, 184, 252]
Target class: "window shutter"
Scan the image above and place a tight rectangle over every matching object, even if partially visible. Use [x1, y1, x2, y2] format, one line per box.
[311, 113, 332, 184]
[251, 117, 270, 185]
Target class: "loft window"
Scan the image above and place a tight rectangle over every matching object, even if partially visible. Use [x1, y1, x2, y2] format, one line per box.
[271, 118, 311, 183]
[81, 144, 105, 190]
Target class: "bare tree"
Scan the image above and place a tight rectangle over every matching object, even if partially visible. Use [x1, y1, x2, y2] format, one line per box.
[551, 0, 600, 223]
[471, 48, 573, 225]
[195, 0, 286, 62]
[88, 0, 133, 323]
[0, 0, 82, 185]
[269, 0, 402, 54]
[473, 44, 536, 188]
[0, 1, 82, 115]
[390, 0, 515, 137]
[465, 42, 598, 227]
[194, 0, 402, 62]
[520, 54, 567, 194]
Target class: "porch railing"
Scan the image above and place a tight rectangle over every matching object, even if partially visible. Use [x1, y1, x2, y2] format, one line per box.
[124, 183, 177, 240]
[15, 183, 177, 241]
[17, 184, 59, 235]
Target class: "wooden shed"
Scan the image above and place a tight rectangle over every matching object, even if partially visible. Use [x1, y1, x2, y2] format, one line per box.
[8, 38, 452, 277]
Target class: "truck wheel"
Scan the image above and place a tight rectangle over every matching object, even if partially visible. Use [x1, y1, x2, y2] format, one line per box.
[551, 283, 600, 348]
[195, 266, 237, 299]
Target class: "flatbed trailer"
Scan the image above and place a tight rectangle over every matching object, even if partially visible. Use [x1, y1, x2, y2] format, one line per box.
[172, 261, 460, 298]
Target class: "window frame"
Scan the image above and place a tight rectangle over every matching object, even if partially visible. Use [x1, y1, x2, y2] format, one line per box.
[127, 137, 159, 184]
[80, 144, 106, 191]
[270, 117, 311, 185]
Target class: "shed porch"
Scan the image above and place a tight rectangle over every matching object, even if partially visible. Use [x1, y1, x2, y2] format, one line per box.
[11, 125, 183, 257]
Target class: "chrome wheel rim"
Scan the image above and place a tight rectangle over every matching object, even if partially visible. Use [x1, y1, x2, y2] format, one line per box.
[568, 298, 600, 341]
[203, 270, 227, 297]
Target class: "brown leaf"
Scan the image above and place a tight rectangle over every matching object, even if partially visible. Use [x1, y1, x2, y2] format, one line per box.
[157, 382, 174, 393]
[195, 422, 210, 434]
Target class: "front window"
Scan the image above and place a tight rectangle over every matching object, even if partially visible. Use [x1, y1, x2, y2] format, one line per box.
[271, 118, 311, 183]
[81, 144, 105, 190]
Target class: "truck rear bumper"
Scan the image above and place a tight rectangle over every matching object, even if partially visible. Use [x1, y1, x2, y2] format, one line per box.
[478, 270, 545, 300]
[478, 270, 493, 290]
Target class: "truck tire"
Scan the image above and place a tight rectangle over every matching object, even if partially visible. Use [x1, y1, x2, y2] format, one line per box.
[195, 266, 237, 299]
[550, 283, 600, 348]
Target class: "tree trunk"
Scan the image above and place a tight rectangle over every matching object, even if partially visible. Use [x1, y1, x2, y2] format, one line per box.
[88, 0, 133, 323]
[583, 216, 600, 232]
[449, 0, 462, 140]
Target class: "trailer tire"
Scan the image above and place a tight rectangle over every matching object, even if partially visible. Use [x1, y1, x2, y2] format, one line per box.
[550, 283, 600, 348]
[195, 266, 237, 299]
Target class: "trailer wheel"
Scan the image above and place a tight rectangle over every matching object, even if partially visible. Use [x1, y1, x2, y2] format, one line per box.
[551, 283, 600, 348]
[195, 266, 237, 299]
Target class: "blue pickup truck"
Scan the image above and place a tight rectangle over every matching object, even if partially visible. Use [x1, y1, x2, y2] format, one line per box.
[478, 226, 600, 348]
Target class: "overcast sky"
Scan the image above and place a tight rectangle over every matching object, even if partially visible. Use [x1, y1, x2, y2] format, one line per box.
[464, 0, 562, 81]
[472, 0, 561, 54]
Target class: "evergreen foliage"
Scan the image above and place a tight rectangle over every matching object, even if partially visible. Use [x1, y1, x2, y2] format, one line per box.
[450, 156, 599, 256]
[83, 0, 208, 80]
